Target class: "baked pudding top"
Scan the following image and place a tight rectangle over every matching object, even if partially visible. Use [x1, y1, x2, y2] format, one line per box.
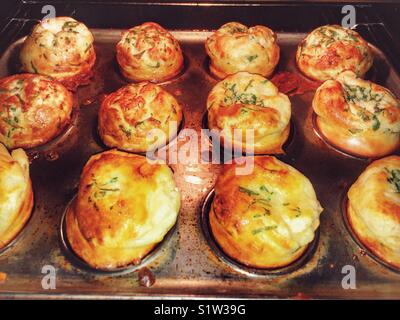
[296, 25, 373, 81]
[0, 73, 73, 149]
[313, 71, 400, 136]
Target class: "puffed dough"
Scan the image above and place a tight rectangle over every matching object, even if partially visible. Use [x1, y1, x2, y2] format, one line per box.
[0, 74, 74, 149]
[347, 156, 400, 269]
[210, 156, 323, 268]
[313, 71, 400, 158]
[98, 82, 182, 153]
[116, 22, 184, 82]
[296, 25, 373, 81]
[207, 72, 291, 154]
[205, 22, 280, 79]
[66, 149, 180, 269]
[20, 17, 96, 90]
[0, 144, 33, 249]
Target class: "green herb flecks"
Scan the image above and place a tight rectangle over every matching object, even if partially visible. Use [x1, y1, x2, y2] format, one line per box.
[89, 176, 120, 200]
[317, 26, 359, 47]
[239, 186, 259, 196]
[244, 79, 254, 91]
[222, 82, 264, 107]
[291, 206, 302, 217]
[386, 168, 400, 193]
[343, 83, 384, 106]
[149, 62, 161, 68]
[239, 185, 275, 214]
[246, 55, 258, 63]
[317, 27, 339, 46]
[372, 115, 380, 131]
[252, 225, 277, 235]
[253, 208, 271, 218]
[226, 25, 247, 34]
[2, 106, 22, 138]
[119, 125, 132, 138]
[348, 128, 363, 135]
[343, 83, 386, 131]
[62, 21, 80, 33]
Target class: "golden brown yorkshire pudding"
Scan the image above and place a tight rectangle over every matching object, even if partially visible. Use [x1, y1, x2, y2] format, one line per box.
[207, 72, 291, 154]
[296, 25, 373, 82]
[20, 17, 96, 90]
[313, 71, 400, 158]
[66, 149, 181, 269]
[0, 73, 73, 149]
[116, 22, 184, 83]
[98, 82, 182, 153]
[205, 22, 280, 79]
[347, 156, 400, 269]
[210, 156, 323, 269]
[0, 144, 33, 250]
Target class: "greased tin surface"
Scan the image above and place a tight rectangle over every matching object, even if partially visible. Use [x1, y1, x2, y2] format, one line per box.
[0, 29, 399, 299]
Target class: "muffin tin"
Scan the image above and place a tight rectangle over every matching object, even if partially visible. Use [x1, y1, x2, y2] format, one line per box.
[0, 28, 400, 299]
[200, 190, 321, 277]
[59, 195, 178, 276]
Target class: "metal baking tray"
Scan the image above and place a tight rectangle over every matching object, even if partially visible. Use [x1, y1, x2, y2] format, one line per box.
[0, 24, 400, 299]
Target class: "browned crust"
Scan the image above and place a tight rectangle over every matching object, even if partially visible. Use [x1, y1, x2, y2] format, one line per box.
[65, 199, 156, 270]
[316, 115, 400, 158]
[118, 56, 183, 83]
[98, 83, 183, 153]
[58, 48, 96, 91]
[116, 22, 184, 83]
[65, 149, 178, 270]
[209, 156, 319, 269]
[216, 122, 290, 155]
[347, 201, 400, 269]
[206, 24, 280, 80]
[0, 74, 74, 149]
[295, 26, 373, 81]
[0, 179, 34, 249]
[209, 204, 307, 269]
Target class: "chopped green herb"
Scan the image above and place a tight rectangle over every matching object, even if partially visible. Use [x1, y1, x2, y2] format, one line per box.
[357, 110, 370, 122]
[239, 186, 259, 196]
[291, 206, 302, 217]
[90, 176, 120, 201]
[372, 115, 380, 131]
[149, 62, 161, 68]
[223, 81, 264, 107]
[244, 79, 254, 91]
[246, 55, 258, 62]
[348, 128, 363, 135]
[135, 120, 145, 128]
[386, 168, 400, 193]
[252, 225, 277, 235]
[119, 125, 132, 138]
[109, 177, 118, 183]
[253, 209, 270, 218]
[62, 21, 80, 32]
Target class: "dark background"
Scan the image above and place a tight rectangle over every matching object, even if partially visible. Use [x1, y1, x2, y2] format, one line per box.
[0, 1, 399, 68]
[2, 1, 399, 29]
